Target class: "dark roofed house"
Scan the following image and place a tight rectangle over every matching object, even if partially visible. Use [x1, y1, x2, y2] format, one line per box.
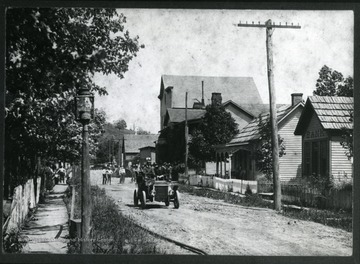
[163, 108, 206, 127]
[294, 96, 353, 182]
[139, 146, 156, 166]
[122, 134, 158, 167]
[157, 74, 269, 165]
[158, 74, 264, 130]
[215, 93, 304, 182]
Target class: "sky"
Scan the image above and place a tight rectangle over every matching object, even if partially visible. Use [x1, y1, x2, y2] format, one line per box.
[93, 9, 353, 134]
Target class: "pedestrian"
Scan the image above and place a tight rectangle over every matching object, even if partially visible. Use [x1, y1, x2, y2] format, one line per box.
[107, 167, 113, 185]
[57, 166, 66, 184]
[102, 167, 108, 185]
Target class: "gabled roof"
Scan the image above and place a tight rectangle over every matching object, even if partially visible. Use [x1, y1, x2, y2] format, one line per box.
[222, 100, 256, 118]
[159, 75, 263, 107]
[294, 96, 353, 135]
[123, 134, 159, 153]
[227, 103, 303, 145]
[164, 108, 206, 126]
[139, 146, 156, 151]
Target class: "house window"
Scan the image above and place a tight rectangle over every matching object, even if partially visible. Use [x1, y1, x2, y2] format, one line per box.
[303, 139, 329, 177]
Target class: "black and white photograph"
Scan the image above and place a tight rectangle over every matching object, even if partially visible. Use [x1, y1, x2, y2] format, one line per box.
[1, 5, 356, 259]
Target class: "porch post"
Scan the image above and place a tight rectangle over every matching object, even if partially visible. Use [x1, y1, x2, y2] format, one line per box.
[224, 158, 227, 179]
[220, 156, 223, 178]
[251, 149, 256, 180]
[228, 154, 232, 180]
[216, 154, 219, 176]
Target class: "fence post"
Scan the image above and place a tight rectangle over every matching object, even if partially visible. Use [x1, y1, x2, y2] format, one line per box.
[71, 185, 75, 220]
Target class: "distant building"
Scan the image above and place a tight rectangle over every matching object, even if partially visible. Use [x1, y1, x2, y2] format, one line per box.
[294, 96, 353, 182]
[139, 146, 156, 166]
[215, 93, 304, 182]
[121, 134, 158, 167]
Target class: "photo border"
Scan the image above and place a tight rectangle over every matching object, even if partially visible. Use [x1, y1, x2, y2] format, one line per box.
[0, 1, 358, 264]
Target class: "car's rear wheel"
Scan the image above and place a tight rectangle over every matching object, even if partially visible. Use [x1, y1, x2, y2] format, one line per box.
[140, 190, 146, 209]
[133, 190, 138, 206]
[174, 191, 180, 209]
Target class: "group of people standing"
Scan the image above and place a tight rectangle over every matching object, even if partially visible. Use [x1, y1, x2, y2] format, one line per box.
[101, 162, 177, 185]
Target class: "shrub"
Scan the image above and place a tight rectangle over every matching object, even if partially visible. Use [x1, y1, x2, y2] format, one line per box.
[2, 229, 24, 253]
[65, 186, 159, 254]
[282, 207, 352, 232]
[245, 184, 252, 196]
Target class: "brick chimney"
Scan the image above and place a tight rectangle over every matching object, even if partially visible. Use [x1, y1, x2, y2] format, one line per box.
[211, 92, 222, 105]
[291, 93, 303, 106]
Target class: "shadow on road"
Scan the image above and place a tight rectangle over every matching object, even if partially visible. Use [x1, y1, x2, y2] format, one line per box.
[125, 203, 170, 210]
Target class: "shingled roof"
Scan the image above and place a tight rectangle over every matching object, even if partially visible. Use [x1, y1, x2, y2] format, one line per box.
[294, 96, 353, 135]
[164, 108, 206, 125]
[159, 75, 263, 108]
[227, 104, 294, 145]
[123, 134, 159, 153]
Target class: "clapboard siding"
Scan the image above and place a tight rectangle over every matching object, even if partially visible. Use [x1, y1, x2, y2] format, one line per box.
[331, 136, 352, 181]
[278, 107, 303, 181]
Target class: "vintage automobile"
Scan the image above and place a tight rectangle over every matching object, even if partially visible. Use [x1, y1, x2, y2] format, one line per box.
[133, 172, 180, 209]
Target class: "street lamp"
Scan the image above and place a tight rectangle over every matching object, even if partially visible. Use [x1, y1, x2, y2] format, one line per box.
[75, 87, 94, 254]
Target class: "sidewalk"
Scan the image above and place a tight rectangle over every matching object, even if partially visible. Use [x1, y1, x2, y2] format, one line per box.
[21, 184, 69, 254]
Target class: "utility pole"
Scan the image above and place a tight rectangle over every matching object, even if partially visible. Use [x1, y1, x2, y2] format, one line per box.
[235, 19, 301, 211]
[185, 92, 189, 181]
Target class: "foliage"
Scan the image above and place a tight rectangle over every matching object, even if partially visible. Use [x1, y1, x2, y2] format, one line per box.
[93, 120, 136, 164]
[189, 104, 239, 163]
[314, 65, 344, 96]
[2, 230, 24, 253]
[64, 185, 159, 254]
[340, 112, 353, 160]
[5, 8, 143, 193]
[337, 76, 353, 97]
[179, 183, 273, 209]
[314, 65, 353, 97]
[136, 127, 151, 135]
[245, 184, 253, 196]
[114, 119, 127, 130]
[282, 207, 352, 232]
[254, 115, 286, 181]
[302, 173, 334, 197]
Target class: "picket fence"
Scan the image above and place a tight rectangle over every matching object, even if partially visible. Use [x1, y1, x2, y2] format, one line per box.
[4, 178, 41, 233]
[182, 174, 257, 194]
[258, 182, 352, 211]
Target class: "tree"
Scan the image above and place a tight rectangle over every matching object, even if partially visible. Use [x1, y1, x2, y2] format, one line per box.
[340, 112, 353, 160]
[255, 115, 286, 181]
[314, 65, 344, 96]
[314, 65, 353, 97]
[337, 76, 353, 97]
[114, 119, 127, 130]
[137, 127, 151, 135]
[5, 8, 143, 197]
[189, 104, 239, 165]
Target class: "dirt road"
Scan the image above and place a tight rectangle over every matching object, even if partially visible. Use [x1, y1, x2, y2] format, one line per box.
[90, 170, 352, 256]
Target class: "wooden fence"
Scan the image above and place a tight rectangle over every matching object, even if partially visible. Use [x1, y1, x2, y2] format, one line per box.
[185, 175, 258, 194]
[4, 178, 41, 233]
[257, 182, 352, 211]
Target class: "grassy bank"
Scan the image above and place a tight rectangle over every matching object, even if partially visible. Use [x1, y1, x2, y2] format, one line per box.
[179, 183, 352, 232]
[63, 185, 162, 254]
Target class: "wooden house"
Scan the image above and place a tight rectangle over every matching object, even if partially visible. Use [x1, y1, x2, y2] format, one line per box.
[139, 146, 156, 166]
[215, 94, 304, 182]
[121, 134, 158, 167]
[158, 75, 264, 130]
[157, 75, 268, 164]
[294, 96, 353, 182]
